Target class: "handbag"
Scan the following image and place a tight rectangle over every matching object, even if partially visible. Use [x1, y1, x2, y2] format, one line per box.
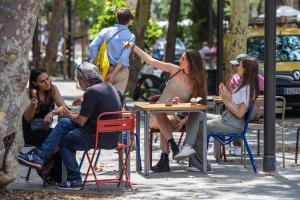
[96, 29, 126, 80]
[30, 118, 50, 131]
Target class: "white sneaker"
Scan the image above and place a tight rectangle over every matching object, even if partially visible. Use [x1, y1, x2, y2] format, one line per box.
[174, 145, 196, 161]
[186, 166, 201, 172]
[233, 146, 241, 156]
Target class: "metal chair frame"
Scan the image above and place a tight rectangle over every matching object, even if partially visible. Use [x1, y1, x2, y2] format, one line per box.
[82, 111, 135, 191]
[207, 105, 257, 173]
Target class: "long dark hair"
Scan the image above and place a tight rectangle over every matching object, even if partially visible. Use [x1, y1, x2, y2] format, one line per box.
[185, 49, 208, 104]
[29, 68, 55, 106]
[235, 59, 260, 104]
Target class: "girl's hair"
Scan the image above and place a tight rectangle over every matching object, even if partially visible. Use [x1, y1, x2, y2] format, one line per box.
[185, 49, 208, 104]
[29, 68, 55, 106]
[235, 59, 260, 103]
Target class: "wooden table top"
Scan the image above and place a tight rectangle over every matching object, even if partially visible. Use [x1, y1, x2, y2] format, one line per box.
[134, 103, 208, 112]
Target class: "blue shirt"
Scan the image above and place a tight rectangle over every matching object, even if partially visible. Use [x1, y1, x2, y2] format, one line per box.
[89, 24, 135, 67]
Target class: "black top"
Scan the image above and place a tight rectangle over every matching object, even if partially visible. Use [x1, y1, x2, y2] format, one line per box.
[80, 82, 122, 149]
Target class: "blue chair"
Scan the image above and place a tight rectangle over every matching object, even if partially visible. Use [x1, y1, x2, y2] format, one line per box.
[207, 105, 257, 173]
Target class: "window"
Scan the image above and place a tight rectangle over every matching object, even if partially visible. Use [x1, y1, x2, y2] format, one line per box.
[247, 35, 300, 62]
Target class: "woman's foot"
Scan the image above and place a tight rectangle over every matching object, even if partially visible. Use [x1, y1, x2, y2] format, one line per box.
[174, 145, 196, 161]
[151, 153, 170, 172]
[168, 138, 179, 159]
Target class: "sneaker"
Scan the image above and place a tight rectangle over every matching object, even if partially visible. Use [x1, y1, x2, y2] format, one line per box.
[186, 166, 201, 172]
[233, 146, 242, 156]
[18, 151, 44, 170]
[57, 181, 82, 191]
[174, 145, 196, 161]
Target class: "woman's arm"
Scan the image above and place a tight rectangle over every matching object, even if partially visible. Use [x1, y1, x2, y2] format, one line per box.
[44, 84, 66, 124]
[23, 100, 38, 122]
[131, 45, 179, 75]
[220, 84, 247, 118]
[52, 84, 66, 107]
[223, 99, 248, 119]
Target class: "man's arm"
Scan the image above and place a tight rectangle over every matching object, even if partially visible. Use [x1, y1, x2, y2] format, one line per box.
[105, 63, 122, 83]
[89, 29, 106, 63]
[68, 112, 88, 126]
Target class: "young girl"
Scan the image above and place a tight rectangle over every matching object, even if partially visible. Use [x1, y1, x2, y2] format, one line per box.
[175, 58, 260, 172]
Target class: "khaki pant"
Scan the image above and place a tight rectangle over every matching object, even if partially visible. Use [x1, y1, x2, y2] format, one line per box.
[107, 66, 129, 95]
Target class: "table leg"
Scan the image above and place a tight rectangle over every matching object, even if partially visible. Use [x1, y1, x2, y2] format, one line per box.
[135, 111, 141, 172]
[144, 111, 150, 176]
[202, 112, 207, 175]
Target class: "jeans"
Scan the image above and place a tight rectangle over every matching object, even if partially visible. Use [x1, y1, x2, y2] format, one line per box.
[35, 118, 94, 182]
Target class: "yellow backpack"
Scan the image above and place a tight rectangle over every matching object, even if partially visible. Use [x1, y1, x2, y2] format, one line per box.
[95, 29, 126, 80]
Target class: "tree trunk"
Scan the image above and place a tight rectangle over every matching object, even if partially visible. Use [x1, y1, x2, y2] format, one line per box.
[165, 0, 180, 63]
[44, 0, 63, 75]
[0, 0, 42, 188]
[224, 0, 249, 85]
[127, 0, 152, 95]
[32, 18, 41, 68]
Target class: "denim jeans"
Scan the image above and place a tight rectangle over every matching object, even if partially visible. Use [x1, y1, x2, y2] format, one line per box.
[35, 118, 94, 182]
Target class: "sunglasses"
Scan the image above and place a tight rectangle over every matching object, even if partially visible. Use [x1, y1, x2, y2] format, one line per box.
[77, 65, 86, 79]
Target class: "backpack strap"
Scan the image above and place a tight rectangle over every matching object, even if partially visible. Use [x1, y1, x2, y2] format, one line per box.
[106, 28, 126, 44]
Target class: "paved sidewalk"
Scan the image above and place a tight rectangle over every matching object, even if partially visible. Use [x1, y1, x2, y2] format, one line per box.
[8, 79, 300, 200]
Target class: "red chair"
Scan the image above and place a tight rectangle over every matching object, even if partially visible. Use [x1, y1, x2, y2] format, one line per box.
[149, 126, 186, 168]
[82, 111, 135, 191]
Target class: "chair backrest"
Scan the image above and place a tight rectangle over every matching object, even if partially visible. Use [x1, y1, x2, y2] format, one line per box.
[241, 104, 254, 136]
[275, 96, 286, 128]
[97, 111, 135, 133]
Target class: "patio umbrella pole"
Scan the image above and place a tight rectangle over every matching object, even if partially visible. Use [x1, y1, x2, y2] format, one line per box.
[263, 0, 276, 172]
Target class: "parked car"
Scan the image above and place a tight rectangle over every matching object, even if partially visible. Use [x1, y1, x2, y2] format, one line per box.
[246, 27, 300, 108]
[152, 38, 186, 62]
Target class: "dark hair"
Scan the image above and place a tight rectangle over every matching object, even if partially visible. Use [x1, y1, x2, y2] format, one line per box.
[117, 8, 133, 25]
[185, 49, 208, 104]
[29, 68, 55, 106]
[235, 59, 260, 104]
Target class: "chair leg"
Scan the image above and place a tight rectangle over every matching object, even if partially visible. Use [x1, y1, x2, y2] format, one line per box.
[242, 137, 257, 173]
[25, 167, 31, 181]
[221, 144, 226, 162]
[93, 150, 101, 168]
[257, 130, 260, 156]
[281, 127, 285, 168]
[177, 131, 185, 147]
[295, 128, 300, 164]
[78, 151, 86, 171]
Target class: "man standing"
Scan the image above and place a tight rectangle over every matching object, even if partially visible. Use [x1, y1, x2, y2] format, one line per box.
[18, 62, 122, 190]
[89, 8, 135, 95]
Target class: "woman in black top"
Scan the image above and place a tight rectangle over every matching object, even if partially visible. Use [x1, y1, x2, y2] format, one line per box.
[22, 68, 66, 183]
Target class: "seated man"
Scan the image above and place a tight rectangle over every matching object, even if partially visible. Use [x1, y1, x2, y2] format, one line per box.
[18, 62, 122, 190]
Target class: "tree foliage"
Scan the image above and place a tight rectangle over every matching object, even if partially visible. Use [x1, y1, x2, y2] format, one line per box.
[74, 0, 105, 26]
[87, 0, 162, 52]
[88, 0, 131, 39]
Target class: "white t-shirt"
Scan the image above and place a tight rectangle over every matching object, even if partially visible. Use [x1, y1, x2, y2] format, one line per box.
[231, 84, 250, 108]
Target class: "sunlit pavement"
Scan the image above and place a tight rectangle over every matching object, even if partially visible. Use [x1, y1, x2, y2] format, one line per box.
[9, 78, 300, 200]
